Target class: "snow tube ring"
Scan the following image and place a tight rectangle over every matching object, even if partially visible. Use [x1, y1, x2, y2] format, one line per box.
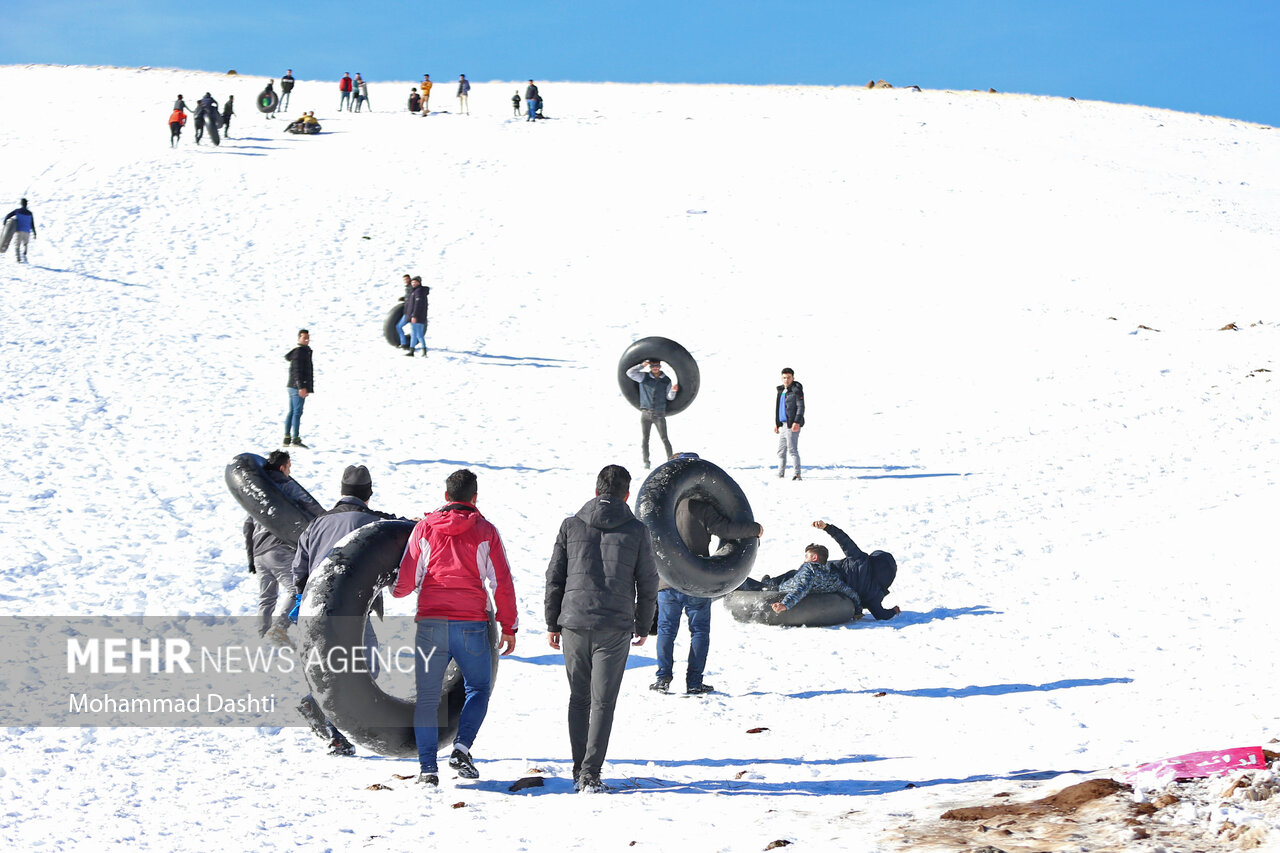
[616, 336, 700, 416]
[635, 456, 756, 597]
[224, 453, 320, 547]
[298, 520, 500, 758]
[257, 88, 279, 113]
[383, 301, 407, 348]
[722, 590, 861, 627]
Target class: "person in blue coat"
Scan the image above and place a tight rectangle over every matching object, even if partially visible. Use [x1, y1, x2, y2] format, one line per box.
[3, 199, 37, 263]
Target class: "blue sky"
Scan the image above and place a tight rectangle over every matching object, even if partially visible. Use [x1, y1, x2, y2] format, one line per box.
[5, 1, 1278, 125]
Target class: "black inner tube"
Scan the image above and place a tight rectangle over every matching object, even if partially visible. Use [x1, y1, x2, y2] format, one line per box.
[224, 453, 320, 547]
[635, 456, 756, 597]
[298, 520, 500, 758]
[257, 89, 279, 113]
[616, 336, 700, 416]
[383, 301, 407, 348]
[722, 590, 861, 627]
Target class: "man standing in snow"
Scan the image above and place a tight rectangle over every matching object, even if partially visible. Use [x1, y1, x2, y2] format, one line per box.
[525, 80, 539, 121]
[651, 453, 764, 695]
[290, 464, 402, 755]
[545, 464, 658, 793]
[456, 74, 470, 115]
[774, 367, 804, 480]
[394, 468, 518, 787]
[404, 276, 429, 357]
[625, 360, 679, 469]
[339, 72, 353, 111]
[243, 450, 322, 646]
[3, 199, 37, 263]
[284, 329, 313, 448]
[421, 74, 433, 114]
[280, 70, 295, 111]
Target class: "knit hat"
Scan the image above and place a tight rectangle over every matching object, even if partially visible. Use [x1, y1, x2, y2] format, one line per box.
[340, 465, 372, 500]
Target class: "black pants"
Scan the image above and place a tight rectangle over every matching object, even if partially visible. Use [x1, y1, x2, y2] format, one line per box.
[640, 409, 672, 466]
[561, 628, 631, 778]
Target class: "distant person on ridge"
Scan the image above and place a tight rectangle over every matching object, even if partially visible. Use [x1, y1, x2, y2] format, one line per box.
[512, 90, 521, 116]
[279, 70, 295, 111]
[220, 95, 235, 138]
[353, 74, 368, 112]
[456, 74, 470, 115]
[525, 80, 539, 121]
[339, 72, 353, 111]
[408, 88, 422, 113]
[420, 74, 433, 114]
[168, 107, 187, 147]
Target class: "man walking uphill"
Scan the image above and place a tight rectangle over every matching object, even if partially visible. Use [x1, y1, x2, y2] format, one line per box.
[284, 329, 313, 448]
[395, 469, 518, 787]
[3, 199, 37, 263]
[774, 367, 805, 480]
[545, 464, 658, 793]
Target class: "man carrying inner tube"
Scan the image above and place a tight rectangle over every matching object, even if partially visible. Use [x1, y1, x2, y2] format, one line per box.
[394, 469, 518, 788]
[290, 464, 402, 756]
[651, 454, 764, 696]
[625, 360, 679, 469]
[242, 450, 323, 648]
[741, 520, 901, 620]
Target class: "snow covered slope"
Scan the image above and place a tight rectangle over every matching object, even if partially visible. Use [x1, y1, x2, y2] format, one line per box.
[1, 65, 1278, 852]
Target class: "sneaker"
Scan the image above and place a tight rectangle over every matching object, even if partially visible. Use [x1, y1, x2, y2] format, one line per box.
[291, 438, 308, 449]
[283, 436, 292, 446]
[449, 747, 479, 779]
[416, 772, 439, 787]
[577, 772, 608, 793]
[792, 474, 802, 481]
[649, 677, 671, 693]
[328, 735, 356, 756]
[686, 684, 716, 695]
[777, 471, 785, 478]
[264, 625, 294, 649]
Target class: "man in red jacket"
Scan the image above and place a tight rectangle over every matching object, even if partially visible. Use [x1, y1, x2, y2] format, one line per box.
[338, 72, 353, 111]
[394, 468, 517, 787]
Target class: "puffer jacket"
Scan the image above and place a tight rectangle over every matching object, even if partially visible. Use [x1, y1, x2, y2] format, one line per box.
[394, 502, 518, 635]
[546, 495, 658, 635]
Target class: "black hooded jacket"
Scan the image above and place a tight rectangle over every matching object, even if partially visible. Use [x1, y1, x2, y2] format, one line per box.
[545, 495, 658, 634]
[285, 345, 313, 391]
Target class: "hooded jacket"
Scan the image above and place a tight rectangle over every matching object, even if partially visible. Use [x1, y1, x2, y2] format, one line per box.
[404, 284, 429, 323]
[821, 523, 898, 620]
[394, 502, 519, 636]
[545, 495, 658, 634]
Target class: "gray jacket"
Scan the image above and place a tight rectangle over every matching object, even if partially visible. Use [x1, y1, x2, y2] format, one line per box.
[546, 495, 658, 635]
[664, 497, 760, 592]
[291, 496, 398, 593]
[242, 470, 323, 572]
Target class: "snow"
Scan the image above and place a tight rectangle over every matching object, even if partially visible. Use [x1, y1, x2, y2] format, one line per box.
[1, 64, 1278, 851]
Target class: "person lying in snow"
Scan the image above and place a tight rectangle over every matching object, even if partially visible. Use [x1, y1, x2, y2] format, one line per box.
[739, 520, 900, 619]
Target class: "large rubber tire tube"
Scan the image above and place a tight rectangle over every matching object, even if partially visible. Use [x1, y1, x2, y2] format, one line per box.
[298, 520, 500, 758]
[617, 336, 700, 416]
[257, 88, 279, 114]
[224, 453, 321, 547]
[635, 456, 756, 598]
[722, 590, 861, 627]
[383, 301, 407, 348]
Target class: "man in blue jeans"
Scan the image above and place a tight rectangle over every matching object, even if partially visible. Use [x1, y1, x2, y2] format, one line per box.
[394, 469, 518, 788]
[651, 458, 763, 695]
[284, 329, 313, 447]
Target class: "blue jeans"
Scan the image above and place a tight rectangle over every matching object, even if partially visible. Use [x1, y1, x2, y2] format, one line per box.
[397, 312, 410, 346]
[656, 589, 712, 689]
[414, 619, 492, 772]
[285, 387, 305, 438]
[339, 91, 351, 111]
[409, 322, 426, 353]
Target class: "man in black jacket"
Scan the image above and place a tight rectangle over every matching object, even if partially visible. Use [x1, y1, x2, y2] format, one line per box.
[404, 276, 429, 357]
[652, 454, 764, 695]
[774, 367, 805, 480]
[242, 450, 323, 646]
[545, 464, 658, 793]
[284, 329, 313, 447]
[743, 520, 900, 621]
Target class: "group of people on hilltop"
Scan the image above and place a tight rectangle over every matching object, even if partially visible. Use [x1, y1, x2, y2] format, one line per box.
[168, 92, 234, 147]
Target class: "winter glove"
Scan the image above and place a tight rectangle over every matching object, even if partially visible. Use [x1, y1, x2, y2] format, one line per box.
[288, 594, 302, 624]
[248, 561, 257, 574]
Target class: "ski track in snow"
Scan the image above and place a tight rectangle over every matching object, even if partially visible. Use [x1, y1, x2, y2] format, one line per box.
[1, 65, 1278, 851]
